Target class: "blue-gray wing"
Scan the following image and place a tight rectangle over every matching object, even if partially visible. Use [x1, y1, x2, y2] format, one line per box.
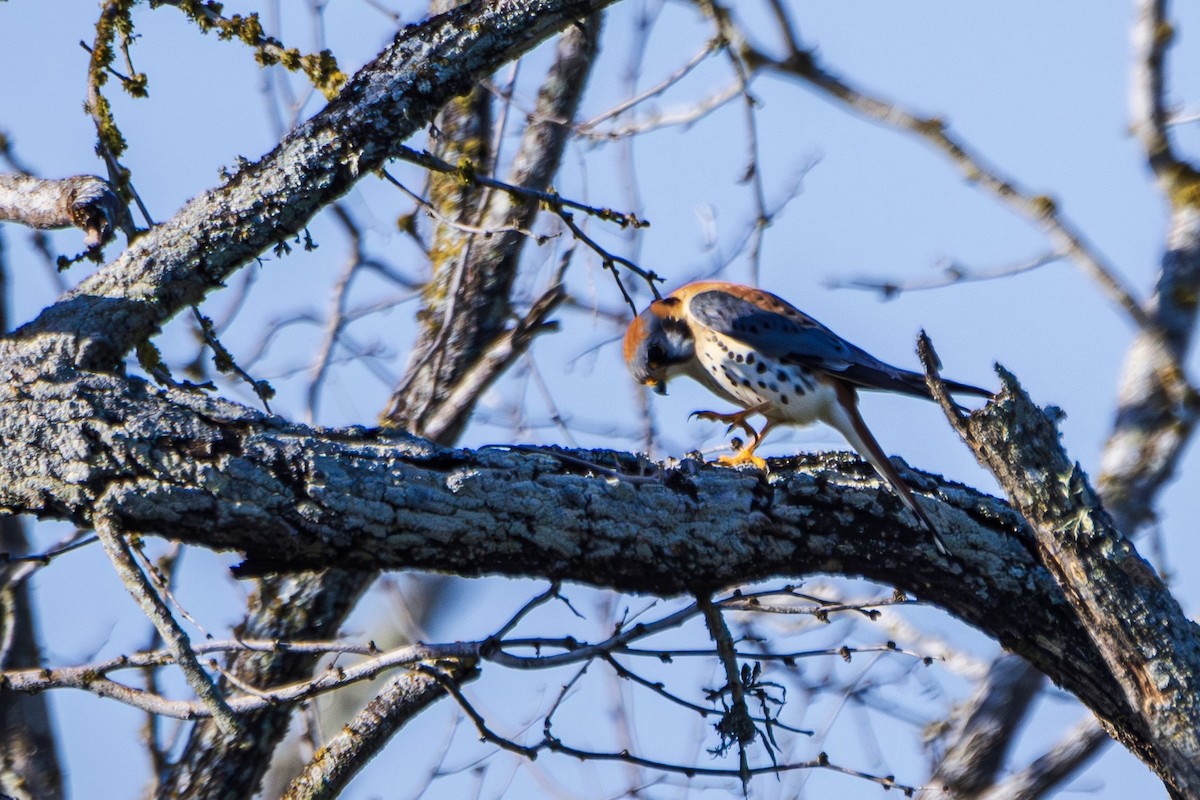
[687, 289, 989, 398]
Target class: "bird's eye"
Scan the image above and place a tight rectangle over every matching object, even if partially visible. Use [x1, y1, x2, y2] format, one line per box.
[646, 343, 667, 366]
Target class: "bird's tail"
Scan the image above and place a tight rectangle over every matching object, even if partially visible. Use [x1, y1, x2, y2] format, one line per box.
[824, 383, 951, 556]
[840, 363, 990, 401]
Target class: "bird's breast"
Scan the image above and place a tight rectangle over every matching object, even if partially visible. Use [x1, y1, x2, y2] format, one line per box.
[693, 332, 834, 424]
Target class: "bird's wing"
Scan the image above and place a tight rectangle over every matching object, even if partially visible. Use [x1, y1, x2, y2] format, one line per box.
[686, 287, 988, 398]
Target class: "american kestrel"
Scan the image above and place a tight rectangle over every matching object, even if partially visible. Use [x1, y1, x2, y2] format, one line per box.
[623, 281, 989, 554]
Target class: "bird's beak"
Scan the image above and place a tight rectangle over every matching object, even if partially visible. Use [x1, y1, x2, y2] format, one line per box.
[648, 379, 667, 396]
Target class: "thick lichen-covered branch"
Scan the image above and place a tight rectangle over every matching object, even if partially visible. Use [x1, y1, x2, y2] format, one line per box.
[0, 356, 1143, 749]
[921, 337, 1200, 799]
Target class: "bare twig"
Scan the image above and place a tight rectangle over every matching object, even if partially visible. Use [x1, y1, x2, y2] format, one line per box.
[3, 639, 478, 719]
[137, 543, 184, 789]
[439, 652, 920, 792]
[1, 531, 96, 591]
[827, 251, 1069, 299]
[722, 32, 771, 284]
[191, 307, 275, 411]
[385, 172, 548, 242]
[393, 145, 661, 309]
[1130, 0, 1182, 185]
[395, 146, 648, 231]
[697, 0, 1148, 328]
[92, 514, 239, 734]
[598, 651, 812, 737]
[153, 0, 346, 99]
[82, 3, 154, 228]
[578, 82, 743, 140]
[578, 38, 723, 131]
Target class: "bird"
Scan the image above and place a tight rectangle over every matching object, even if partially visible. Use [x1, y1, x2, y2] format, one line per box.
[622, 280, 990, 554]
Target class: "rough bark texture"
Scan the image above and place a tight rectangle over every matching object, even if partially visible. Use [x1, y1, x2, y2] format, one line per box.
[4, 340, 1190, 787]
[263, 13, 606, 794]
[279, 660, 480, 800]
[161, 6, 605, 795]
[0, 173, 128, 247]
[924, 352, 1200, 799]
[0, 236, 63, 800]
[0, 365, 1011, 596]
[0, 359, 1149, 750]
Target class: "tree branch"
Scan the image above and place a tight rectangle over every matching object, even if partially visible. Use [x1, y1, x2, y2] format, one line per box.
[1099, 0, 1200, 534]
[93, 513, 240, 734]
[279, 659, 479, 800]
[978, 718, 1108, 800]
[19, 0, 619, 372]
[0, 173, 130, 248]
[920, 335, 1200, 799]
[919, 653, 1044, 799]
[0, 518, 64, 800]
[383, 12, 605, 436]
[0, 362, 1153, 748]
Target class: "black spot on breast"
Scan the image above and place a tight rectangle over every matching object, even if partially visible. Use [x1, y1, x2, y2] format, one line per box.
[746, 354, 756, 365]
[756, 363, 767, 374]
[769, 384, 778, 393]
[776, 369, 788, 381]
[735, 354, 744, 363]
[741, 379, 751, 387]
[757, 380, 767, 388]
[781, 395, 789, 404]
[794, 384, 806, 395]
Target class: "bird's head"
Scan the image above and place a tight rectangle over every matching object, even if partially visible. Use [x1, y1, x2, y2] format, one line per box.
[622, 296, 694, 395]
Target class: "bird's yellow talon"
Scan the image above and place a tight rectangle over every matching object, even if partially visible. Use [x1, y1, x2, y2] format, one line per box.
[715, 451, 769, 471]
